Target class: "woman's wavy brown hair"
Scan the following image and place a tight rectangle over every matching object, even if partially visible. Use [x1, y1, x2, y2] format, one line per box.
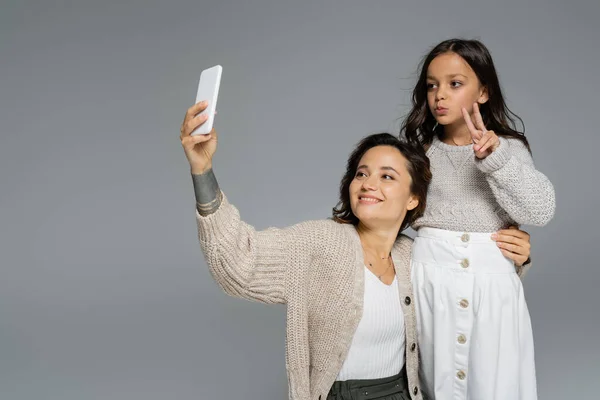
[332, 133, 431, 234]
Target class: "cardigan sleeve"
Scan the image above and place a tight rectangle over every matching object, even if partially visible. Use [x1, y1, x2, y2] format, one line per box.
[475, 137, 556, 226]
[195, 192, 320, 305]
[516, 258, 532, 280]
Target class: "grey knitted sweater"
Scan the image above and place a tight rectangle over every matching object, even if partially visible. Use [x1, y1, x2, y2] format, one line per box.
[412, 136, 556, 232]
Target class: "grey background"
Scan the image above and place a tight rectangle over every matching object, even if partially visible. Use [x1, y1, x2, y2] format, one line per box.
[1, 0, 598, 399]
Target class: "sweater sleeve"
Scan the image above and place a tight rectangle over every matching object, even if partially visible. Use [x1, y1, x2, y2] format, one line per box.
[475, 137, 556, 226]
[195, 193, 316, 305]
[516, 258, 532, 280]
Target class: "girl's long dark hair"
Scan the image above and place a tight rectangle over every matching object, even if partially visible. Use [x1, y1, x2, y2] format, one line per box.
[401, 39, 531, 152]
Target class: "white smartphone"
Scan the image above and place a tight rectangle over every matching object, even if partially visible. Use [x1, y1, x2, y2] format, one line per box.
[192, 65, 222, 136]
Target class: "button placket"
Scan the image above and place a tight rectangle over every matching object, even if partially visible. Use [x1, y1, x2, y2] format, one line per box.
[454, 254, 474, 397]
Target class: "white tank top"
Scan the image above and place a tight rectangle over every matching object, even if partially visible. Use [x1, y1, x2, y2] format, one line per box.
[336, 266, 406, 380]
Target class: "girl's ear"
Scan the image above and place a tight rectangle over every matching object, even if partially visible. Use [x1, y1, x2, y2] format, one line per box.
[478, 86, 489, 104]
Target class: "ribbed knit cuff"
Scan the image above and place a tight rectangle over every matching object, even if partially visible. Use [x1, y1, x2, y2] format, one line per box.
[476, 136, 511, 174]
[195, 192, 231, 243]
[517, 257, 532, 279]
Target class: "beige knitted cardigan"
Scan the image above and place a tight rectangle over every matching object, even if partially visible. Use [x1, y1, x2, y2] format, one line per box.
[195, 194, 424, 400]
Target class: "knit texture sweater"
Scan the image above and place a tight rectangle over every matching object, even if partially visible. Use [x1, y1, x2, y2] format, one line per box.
[195, 194, 423, 400]
[412, 136, 556, 232]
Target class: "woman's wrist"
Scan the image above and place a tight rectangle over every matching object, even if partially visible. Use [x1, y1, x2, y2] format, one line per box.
[191, 163, 213, 176]
[191, 168, 222, 216]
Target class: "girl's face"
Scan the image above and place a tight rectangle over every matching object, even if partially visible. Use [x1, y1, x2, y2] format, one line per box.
[426, 52, 488, 129]
[349, 145, 418, 231]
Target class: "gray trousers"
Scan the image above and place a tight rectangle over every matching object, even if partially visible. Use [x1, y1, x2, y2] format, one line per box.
[326, 367, 413, 400]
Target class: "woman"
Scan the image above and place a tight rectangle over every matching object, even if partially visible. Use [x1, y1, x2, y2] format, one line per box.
[179, 100, 532, 400]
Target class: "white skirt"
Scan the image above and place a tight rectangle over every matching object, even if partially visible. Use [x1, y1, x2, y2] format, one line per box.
[411, 227, 537, 400]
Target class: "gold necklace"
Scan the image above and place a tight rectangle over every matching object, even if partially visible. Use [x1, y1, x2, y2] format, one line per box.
[364, 250, 394, 281]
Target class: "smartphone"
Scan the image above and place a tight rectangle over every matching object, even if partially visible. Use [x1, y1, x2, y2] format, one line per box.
[192, 65, 222, 136]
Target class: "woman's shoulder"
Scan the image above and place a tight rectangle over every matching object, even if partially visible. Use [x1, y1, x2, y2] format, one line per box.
[291, 218, 346, 232]
[284, 219, 354, 245]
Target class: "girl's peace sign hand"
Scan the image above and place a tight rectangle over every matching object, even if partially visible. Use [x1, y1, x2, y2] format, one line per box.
[461, 103, 500, 159]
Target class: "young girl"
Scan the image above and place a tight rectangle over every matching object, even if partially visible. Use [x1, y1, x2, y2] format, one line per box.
[401, 39, 555, 400]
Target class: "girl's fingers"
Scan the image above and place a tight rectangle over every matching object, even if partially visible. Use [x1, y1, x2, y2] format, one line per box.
[473, 103, 487, 132]
[476, 133, 497, 154]
[474, 132, 492, 151]
[462, 107, 483, 142]
[462, 107, 479, 136]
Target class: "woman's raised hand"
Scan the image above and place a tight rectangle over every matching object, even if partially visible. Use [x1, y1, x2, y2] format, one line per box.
[180, 100, 218, 175]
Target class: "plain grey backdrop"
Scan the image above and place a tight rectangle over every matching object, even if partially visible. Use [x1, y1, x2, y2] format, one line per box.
[1, 0, 599, 399]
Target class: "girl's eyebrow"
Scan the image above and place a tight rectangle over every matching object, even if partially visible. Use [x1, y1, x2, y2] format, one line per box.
[447, 73, 468, 78]
[427, 73, 468, 80]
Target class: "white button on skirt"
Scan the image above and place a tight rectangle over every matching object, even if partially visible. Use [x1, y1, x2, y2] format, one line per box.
[411, 227, 537, 400]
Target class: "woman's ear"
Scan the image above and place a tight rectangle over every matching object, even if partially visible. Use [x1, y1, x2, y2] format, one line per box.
[407, 195, 419, 211]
